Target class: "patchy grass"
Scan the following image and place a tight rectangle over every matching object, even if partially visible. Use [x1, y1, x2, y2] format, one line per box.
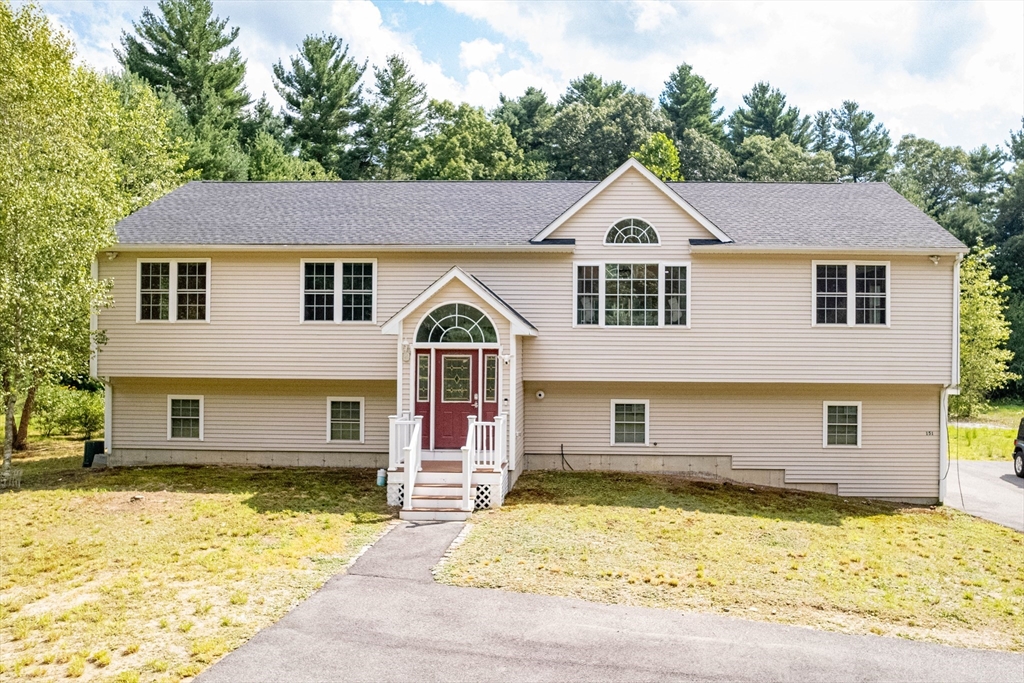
[972, 400, 1024, 430]
[947, 425, 1017, 461]
[437, 471, 1024, 652]
[0, 439, 393, 682]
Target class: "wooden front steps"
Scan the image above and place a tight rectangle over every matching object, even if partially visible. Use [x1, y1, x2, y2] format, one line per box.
[398, 461, 475, 521]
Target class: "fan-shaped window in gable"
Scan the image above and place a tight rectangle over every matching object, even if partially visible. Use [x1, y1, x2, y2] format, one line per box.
[605, 218, 659, 245]
[416, 303, 498, 343]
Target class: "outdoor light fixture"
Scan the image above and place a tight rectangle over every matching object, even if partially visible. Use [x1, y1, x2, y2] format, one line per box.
[930, 255, 941, 265]
[106, 251, 119, 260]
[401, 340, 411, 362]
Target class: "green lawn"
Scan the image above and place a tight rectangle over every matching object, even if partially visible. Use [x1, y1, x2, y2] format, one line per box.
[947, 425, 1017, 461]
[0, 439, 393, 682]
[438, 471, 1024, 652]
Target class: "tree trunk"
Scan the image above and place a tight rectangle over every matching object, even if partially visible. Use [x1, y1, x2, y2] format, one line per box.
[14, 384, 36, 451]
[3, 375, 15, 472]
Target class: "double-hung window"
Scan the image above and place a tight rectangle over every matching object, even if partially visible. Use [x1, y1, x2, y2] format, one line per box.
[301, 260, 376, 323]
[823, 402, 861, 447]
[327, 398, 364, 442]
[814, 262, 888, 326]
[575, 262, 689, 327]
[611, 400, 649, 445]
[138, 259, 210, 322]
[167, 395, 203, 440]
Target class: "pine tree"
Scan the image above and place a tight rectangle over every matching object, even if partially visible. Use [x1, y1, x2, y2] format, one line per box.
[811, 111, 835, 153]
[659, 63, 725, 144]
[558, 73, 627, 109]
[830, 101, 891, 182]
[493, 87, 554, 167]
[117, 0, 249, 124]
[273, 34, 365, 177]
[363, 55, 427, 180]
[727, 82, 811, 149]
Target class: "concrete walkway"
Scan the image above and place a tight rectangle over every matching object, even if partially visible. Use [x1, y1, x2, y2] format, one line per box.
[200, 521, 1023, 683]
[945, 460, 1024, 532]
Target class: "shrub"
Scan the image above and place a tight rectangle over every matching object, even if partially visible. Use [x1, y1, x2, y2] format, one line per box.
[33, 385, 105, 439]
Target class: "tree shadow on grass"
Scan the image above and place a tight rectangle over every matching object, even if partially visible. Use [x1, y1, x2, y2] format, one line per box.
[506, 470, 911, 527]
[7, 455, 393, 520]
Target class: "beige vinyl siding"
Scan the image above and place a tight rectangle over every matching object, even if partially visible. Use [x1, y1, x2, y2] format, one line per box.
[111, 377, 392, 454]
[96, 166, 954, 385]
[524, 381, 941, 499]
[524, 382, 937, 499]
[98, 250, 954, 385]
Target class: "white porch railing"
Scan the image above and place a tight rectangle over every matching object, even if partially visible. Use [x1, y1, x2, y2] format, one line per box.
[465, 414, 508, 472]
[401, 416, 423, 511]
[388, 412, 416, 470]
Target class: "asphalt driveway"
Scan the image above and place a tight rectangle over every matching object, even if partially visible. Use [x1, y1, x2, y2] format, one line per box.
[945, 460, 1024, 531]
[199, 521, 1023, 683]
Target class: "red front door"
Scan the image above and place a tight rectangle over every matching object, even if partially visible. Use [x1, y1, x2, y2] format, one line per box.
[414, 349, 501, 451]
[434, 350, 477, 449]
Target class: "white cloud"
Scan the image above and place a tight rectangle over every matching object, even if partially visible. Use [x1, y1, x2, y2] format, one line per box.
[632, 1, 678, 33]
[443, 0, 1024, 150]
[459, 37, 504, 70]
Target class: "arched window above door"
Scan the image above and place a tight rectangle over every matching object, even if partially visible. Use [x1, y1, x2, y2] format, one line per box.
[416, 303, 498, 343]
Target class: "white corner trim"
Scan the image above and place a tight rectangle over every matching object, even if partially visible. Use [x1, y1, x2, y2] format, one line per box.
[167, 394, 204, 441]
[822, 401, 862, 449]
[610, 399, 651, 447]
[531, 158, 732, 244]
[381, 266, 537, 337]
[326, 396, 365, 443]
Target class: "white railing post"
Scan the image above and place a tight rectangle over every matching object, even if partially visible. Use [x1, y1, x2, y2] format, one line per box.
[403, 416, 423, 511]
[462, 416, 476, 511]
[388, 415, 398, 469]
[495, 414, 508, 471]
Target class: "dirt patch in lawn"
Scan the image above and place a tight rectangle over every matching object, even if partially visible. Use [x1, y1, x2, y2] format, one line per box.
[437, 471, 1024, 652]
[0, 443, 394, 681]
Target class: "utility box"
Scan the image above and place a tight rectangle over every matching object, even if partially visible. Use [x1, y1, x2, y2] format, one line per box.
[83, 440, 105, 468]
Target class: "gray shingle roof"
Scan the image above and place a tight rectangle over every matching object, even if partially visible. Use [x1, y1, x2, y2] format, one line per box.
[669, 182, 966, 250]
[115, 181, 595, 246]
[114, 179, 965, 251]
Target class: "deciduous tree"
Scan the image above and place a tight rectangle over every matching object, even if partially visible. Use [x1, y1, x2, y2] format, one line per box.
[950, 245, 1018, 417]
[631, 132, 681, 181]
[414, 100, 540, 180]
[677, 128, 737, 181]
[736, 134, 837, 182]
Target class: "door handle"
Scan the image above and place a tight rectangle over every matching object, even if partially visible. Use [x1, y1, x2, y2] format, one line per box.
[471, 393, 479, 409]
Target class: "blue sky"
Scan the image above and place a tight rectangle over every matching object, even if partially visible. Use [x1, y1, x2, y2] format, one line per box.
[38, 0, 1024, 151]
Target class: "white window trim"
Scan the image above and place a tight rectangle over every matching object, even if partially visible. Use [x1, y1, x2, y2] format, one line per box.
[603, 216, 662, 246]
[299, 258, 378, 325]
[167, 395, 204, 441]
[610, 399, 651, 447]
[137, 258, 212, 323]
[573, 261, 691, 329]
[326, 397, 365, 443]
[822, 401, 862, 449]
[811, 261, 891, 328]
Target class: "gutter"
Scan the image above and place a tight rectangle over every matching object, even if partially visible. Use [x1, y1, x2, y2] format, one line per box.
[103, 242, 577, 254]
[689, 245, 969, 256]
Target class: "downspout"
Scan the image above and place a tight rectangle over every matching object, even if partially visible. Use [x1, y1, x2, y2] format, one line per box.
[940, 254, 964, 503]
[91, 258, 112, 457]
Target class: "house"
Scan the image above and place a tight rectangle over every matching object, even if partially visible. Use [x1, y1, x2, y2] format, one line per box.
[93, 159, 967, 520]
